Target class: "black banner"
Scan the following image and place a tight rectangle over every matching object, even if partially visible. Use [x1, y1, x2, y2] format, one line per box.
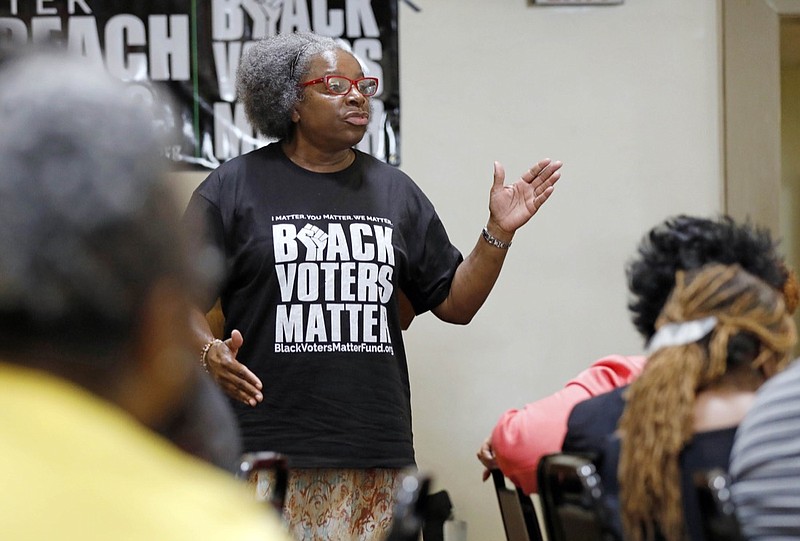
[0, 0, 400, 169]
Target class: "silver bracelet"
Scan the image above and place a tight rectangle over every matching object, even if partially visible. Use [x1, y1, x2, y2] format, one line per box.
[482, 227, 512, 249]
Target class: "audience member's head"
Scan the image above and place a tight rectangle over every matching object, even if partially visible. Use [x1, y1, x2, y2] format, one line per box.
[0, 51, 200, 429]
[618, 263, 797, 541]
[626, 215, 797, 341]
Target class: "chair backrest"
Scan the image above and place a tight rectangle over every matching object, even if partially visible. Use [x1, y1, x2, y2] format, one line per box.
[537, 453, 615, 541]
[492, 469, 544, 541]
[237, 451, 289, 513]
[383, 470, 432, 541]
[693, 468, 745, 541]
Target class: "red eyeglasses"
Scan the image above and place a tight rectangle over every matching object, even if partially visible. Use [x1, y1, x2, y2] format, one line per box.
[301, 75, 379, 97]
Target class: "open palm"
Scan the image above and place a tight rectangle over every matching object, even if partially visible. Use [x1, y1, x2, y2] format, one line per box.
[488, 158, 562, 233]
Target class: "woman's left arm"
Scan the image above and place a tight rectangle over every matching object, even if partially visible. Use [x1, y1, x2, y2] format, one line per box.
[432, 158, 562, 324]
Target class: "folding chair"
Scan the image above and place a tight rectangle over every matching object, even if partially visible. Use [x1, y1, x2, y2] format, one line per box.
[693, 468, 745, 541]
[236, 451, 289, 514]
[537, 453, 616, 541]
[492, 469, 544, 541]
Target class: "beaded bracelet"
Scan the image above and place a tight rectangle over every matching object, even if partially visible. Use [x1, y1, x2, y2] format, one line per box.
[200, 339, 224, 373]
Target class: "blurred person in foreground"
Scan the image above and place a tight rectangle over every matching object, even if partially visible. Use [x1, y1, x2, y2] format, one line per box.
[0, 50, 291, 540]
[729, 346, 800, 538]
[478, 215, 797, 494]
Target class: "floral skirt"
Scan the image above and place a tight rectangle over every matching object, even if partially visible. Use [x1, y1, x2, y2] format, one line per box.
[255, 467, 404, 541]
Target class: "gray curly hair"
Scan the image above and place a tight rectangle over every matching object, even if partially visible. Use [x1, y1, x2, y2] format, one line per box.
[236, 32, 348, 140]
[0, 51, 197, 365]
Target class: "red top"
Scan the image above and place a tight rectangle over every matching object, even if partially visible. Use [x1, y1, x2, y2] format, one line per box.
[490, 354, 646, 494]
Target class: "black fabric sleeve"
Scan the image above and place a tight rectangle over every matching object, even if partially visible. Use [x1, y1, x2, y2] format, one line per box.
[182, 185, 226, 312]
[395, 186, 463, 315]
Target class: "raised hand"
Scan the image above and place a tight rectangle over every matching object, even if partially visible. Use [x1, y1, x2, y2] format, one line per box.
[488, 158, 562, 235]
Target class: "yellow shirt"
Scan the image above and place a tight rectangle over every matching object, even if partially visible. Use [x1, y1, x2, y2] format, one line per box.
[0, 363, 292, 541]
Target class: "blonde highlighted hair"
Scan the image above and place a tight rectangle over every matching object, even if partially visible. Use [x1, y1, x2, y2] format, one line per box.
[618, 263, 797, 541]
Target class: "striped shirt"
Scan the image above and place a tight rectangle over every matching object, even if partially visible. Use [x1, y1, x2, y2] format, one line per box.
[729, 359, 800, 540]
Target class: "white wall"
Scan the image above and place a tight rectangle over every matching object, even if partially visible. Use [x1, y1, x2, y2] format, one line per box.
[171, 2, 724, 539]
[396, 1, 721, 540]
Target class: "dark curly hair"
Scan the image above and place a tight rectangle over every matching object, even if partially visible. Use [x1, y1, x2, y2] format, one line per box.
[626, 215, 789, 340]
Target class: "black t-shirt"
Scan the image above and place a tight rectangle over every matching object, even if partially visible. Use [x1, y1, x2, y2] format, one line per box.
[600, 426, 736, 541]
[184, 143, 463, 468]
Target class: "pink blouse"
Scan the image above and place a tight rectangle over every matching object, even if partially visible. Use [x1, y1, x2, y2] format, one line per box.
[490, 354, 646, 494]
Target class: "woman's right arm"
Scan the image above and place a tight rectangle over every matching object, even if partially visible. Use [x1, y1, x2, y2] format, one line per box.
[184, 179, 263, 407]
[190, 306, 263, 407]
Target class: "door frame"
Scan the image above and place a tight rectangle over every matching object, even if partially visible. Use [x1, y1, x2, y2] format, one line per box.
[723, 0, 800, 234]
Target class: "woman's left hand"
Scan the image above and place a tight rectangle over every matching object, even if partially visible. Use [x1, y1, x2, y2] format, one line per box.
[477, 436, 498, 481]
[488, 158, 562, 235]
